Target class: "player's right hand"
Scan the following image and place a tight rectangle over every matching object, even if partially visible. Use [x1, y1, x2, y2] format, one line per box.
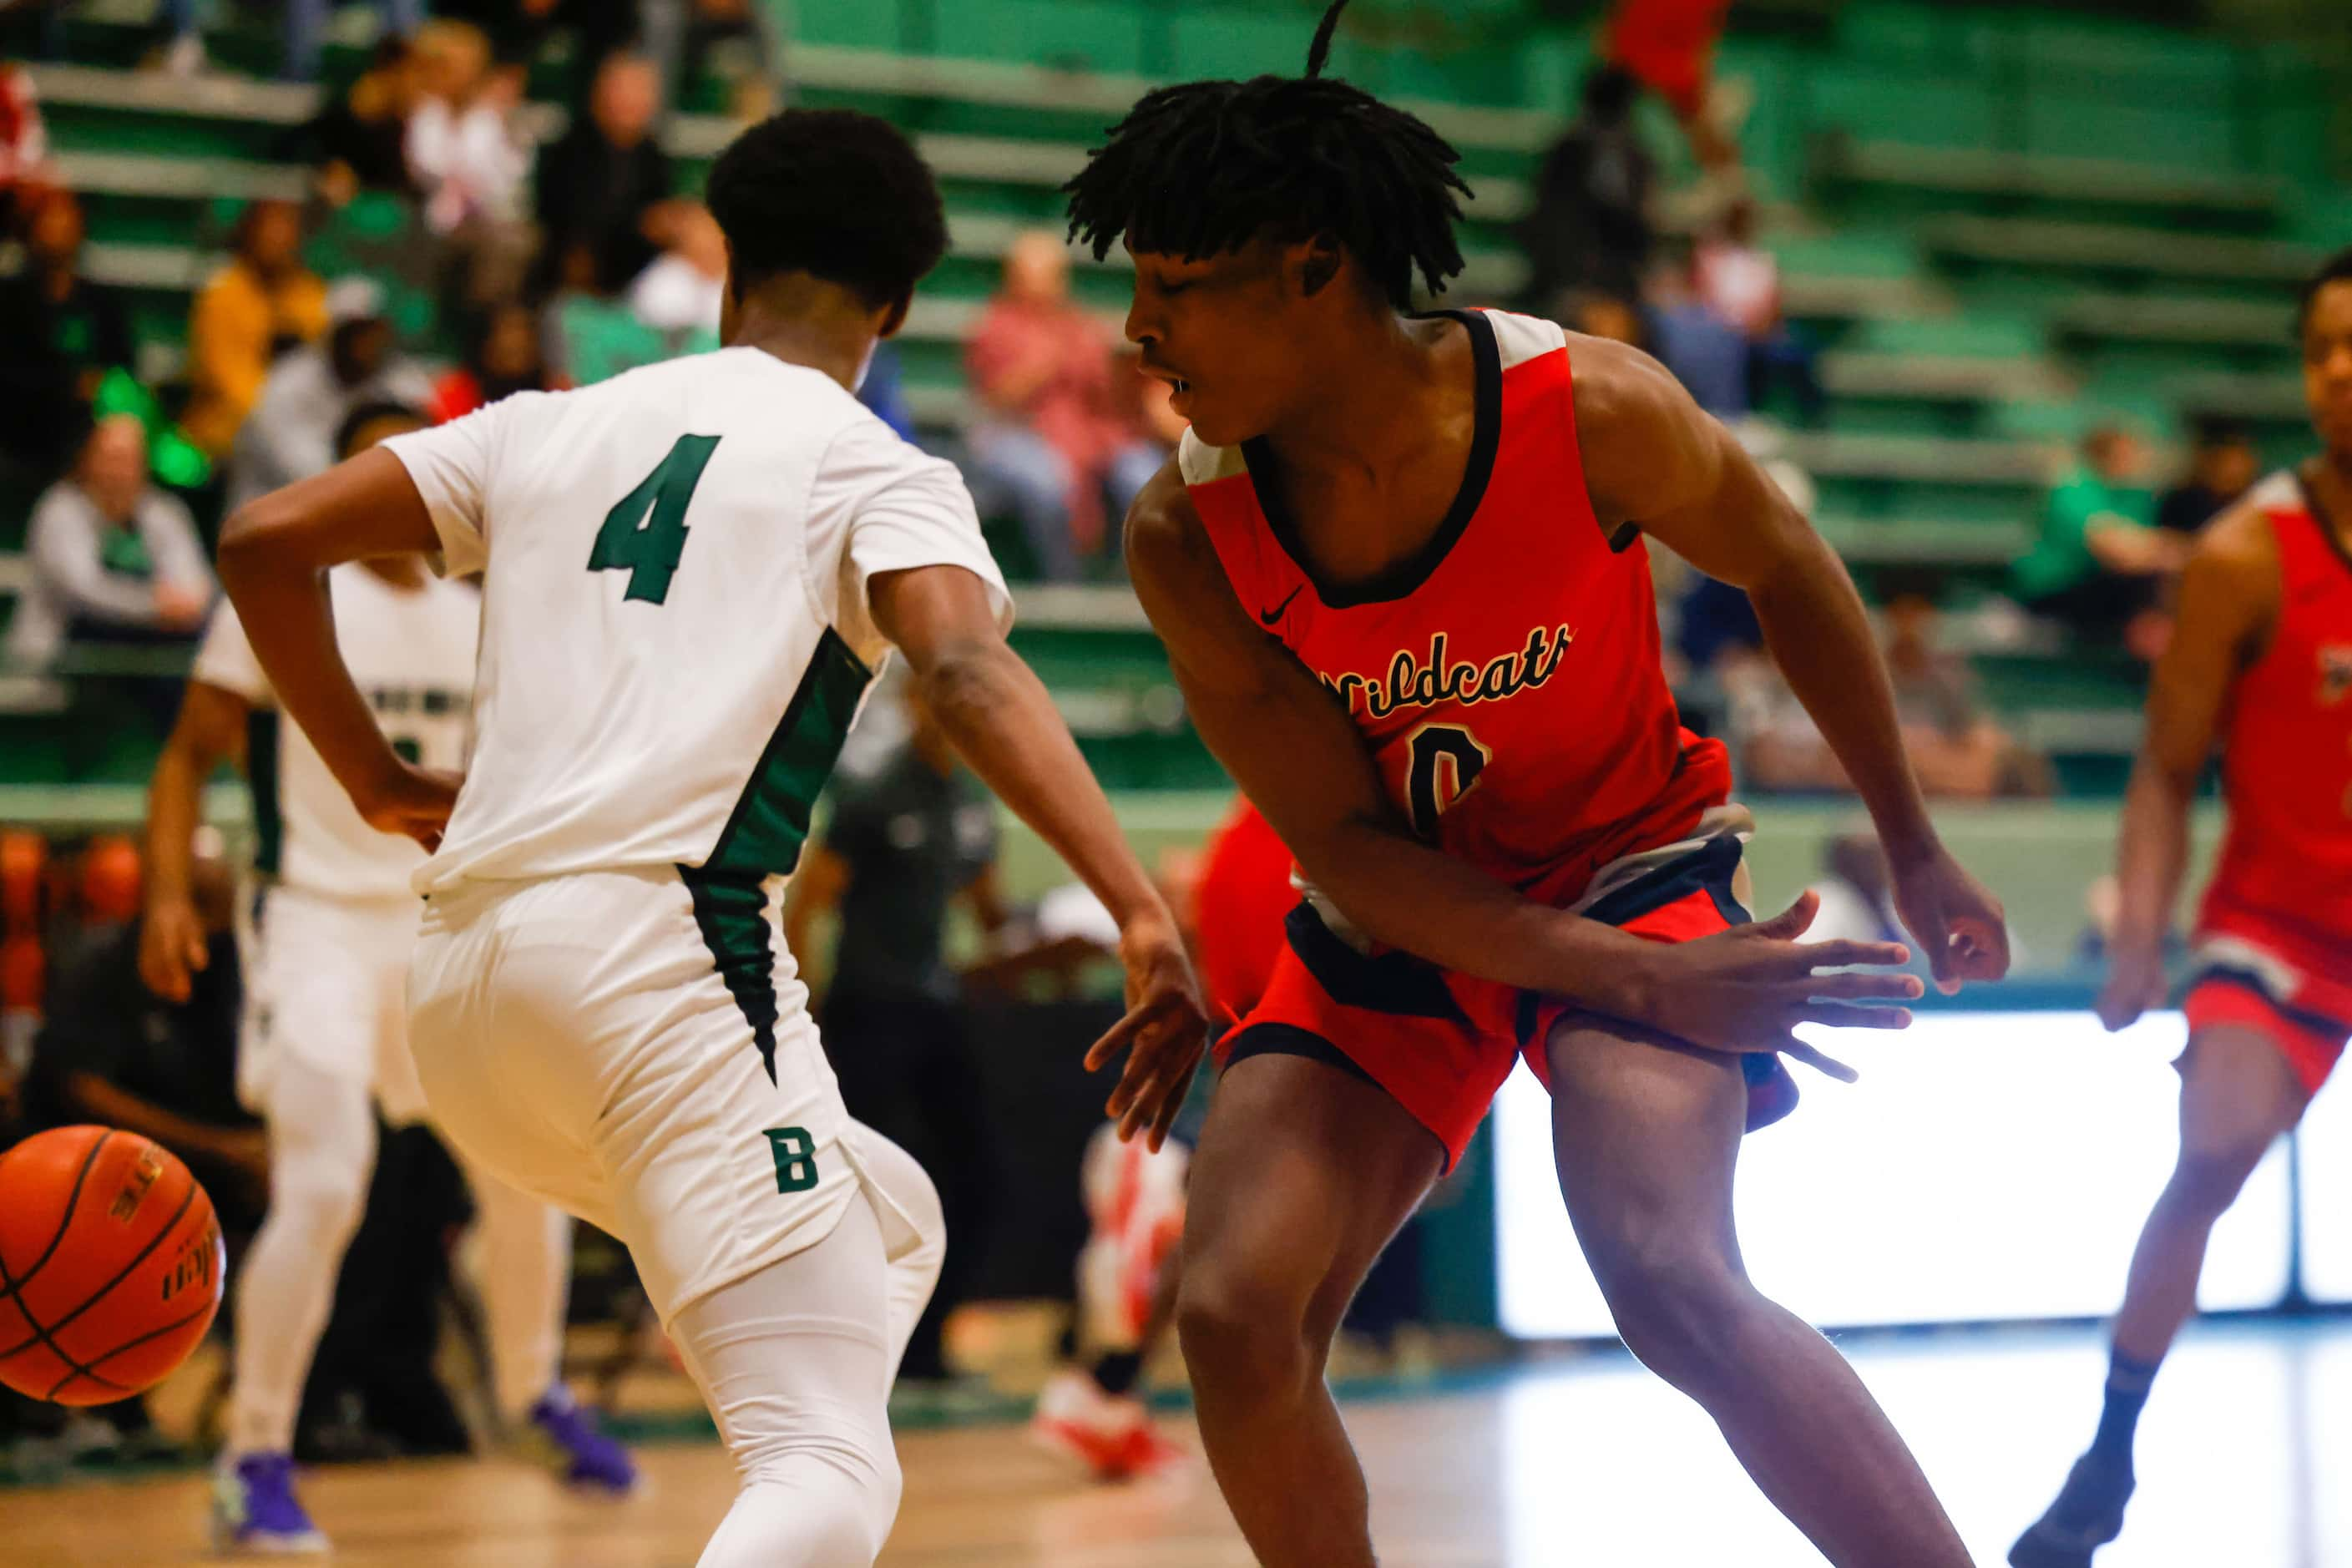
[2096, 939, 2168, 1034]
[1632, 891, 1925, 1080]
[138, 894, 210, 1003]
[352, 759, 463, 852]
[1085, 913, 1210, 1152]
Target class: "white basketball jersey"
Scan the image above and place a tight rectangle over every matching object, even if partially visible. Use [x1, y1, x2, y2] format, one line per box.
[193, 564, 479, 901]
[382, 348, 1009, 897]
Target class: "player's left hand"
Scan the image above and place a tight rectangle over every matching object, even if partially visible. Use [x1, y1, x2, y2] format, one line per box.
[352, 759, 464, 853]
[1890, 844, 2011, 995]
[1085, 913, 1209, 1151]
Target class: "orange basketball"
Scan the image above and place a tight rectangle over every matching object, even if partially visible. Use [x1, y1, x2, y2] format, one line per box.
[0, 1127, 224, 1406]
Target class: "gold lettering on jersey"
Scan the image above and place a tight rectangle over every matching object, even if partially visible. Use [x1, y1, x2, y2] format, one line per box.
[1320, 625, 1576, 721]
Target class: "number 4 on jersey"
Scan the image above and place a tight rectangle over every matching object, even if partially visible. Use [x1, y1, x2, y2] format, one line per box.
[588, 434, 722, 604]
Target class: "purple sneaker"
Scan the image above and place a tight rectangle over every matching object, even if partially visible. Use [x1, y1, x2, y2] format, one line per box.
[525, 1389, 639, 1495]
[210, 1451, 327, 1555]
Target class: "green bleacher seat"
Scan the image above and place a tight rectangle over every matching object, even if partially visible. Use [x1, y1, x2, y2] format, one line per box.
[1809, 138, 2282, 225]
[1921, 215, 2324, 290]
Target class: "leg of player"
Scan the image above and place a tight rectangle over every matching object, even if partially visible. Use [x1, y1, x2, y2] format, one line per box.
[1176, 1054, 1443, 1567]
[213, 1059, 377, 1552]
[1545, 1023, 1973, 1568]
[671, 1191, 902, 1568]
[454, 1157, 639, 1492]
[841, 1120, 947, 1378]
[2011, 1023, 2307, 1568]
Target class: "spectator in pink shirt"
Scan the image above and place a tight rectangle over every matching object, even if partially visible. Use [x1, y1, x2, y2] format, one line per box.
[964, 230, 1167, 580]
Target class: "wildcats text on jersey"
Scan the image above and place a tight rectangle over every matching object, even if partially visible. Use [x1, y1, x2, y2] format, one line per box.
[1319, 624, 1577, 721]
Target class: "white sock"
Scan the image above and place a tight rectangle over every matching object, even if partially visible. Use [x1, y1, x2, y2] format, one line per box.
[227, 1060, 377, 1456]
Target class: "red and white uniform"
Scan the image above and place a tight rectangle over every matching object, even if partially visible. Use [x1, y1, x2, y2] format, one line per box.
[1184, 308, 1756, 1166]
[2186, 473, 2352, 1091]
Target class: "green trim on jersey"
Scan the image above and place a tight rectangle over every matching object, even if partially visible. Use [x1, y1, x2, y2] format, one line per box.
[680, 626, 875, 1081]
[680, 869, 781, 1083]
[706, 627, 874, 878]
[245, 710, 284, 876]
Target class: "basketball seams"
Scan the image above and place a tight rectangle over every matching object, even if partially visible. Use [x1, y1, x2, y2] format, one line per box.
[43, 1294, 220, 1402]
[0, 1129, 114, 1304]
[0, 1161, 199, 1361]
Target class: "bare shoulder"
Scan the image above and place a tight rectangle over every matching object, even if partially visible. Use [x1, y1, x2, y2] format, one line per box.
[1565, 332, 1722, 521]
[2185, 492, 2283, 597]
[1121, 457, 1213, 584]
[1565, 332, 1691, 441]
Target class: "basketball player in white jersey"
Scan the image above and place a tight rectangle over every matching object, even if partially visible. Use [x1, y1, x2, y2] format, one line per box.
[206, 111, 1208, 1566]
[141, 403, 639, 1553]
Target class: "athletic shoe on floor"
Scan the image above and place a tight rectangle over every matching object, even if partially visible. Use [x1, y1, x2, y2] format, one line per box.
[1030, 1368, 1181, 1482]
[210, 1451, 327, 1555]
[524, 1388, 640, 1495]
[2010, 1450, 2135, 1568]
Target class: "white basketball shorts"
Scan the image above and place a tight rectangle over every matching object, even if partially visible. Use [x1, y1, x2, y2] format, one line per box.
[240, 885, 431, 1125]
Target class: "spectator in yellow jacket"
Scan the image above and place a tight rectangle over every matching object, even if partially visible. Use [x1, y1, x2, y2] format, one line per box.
[180, 200, 327, 459]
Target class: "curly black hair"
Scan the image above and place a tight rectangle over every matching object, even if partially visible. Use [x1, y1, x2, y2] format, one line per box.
[706, 109, 949, 311]
[1062, 0, 1470, 311]
[2297, 245, 2352, 340]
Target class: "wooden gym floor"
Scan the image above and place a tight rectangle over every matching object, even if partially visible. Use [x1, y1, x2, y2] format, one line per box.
[6, 1319, 2352, 1565]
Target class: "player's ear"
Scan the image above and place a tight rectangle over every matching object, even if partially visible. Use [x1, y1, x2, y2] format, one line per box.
[877, 291, 913, 341]
[1292, 235, 1344, 300]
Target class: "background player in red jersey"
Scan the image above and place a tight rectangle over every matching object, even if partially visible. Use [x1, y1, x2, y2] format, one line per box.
[2011, 251, 2352, 1568]
[1067, 6, 2007, 1565]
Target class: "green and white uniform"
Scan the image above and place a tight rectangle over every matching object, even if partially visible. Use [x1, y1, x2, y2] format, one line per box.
[387, 348, 1007, 1323]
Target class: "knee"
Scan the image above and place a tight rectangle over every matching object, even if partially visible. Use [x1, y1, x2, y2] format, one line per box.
[1590, 1238, 1757, 1391]
[1176, 1263, 1322, 1399]
[271, 1150, 372, 1239]
[2169, 1134, 2271, 1216]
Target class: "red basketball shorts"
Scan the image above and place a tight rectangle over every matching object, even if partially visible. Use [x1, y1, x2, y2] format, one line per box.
[1216, 832, 1793, 1170]
[2183, 914, 2352, 1095]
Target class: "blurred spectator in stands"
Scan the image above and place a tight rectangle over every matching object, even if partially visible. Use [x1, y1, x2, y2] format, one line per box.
[0, 189, 134, 477]
[1695, 199, 1822, 423]
[787, 677, 1009, 1388]
[432, 299, 557, 422]
[966, 230, 1165, 581]
[534, 52, 673, 298]
[407, 21, 537, 319]
[2155, 416, 2260, 536]
[293, 36, 420, 208]
[0, 52, 48, 238]
[2074, 873, 2187, 970]
[1601, 0, 1737, 175]
[5, 415, 212, 674]
[674, 0, 785, 120]
[284, 0, 420, 83]
[183, 200, 329, 463]
[1740, 574, 2049, 799]
[1519, 65, 1654, 309]
[225, 279, 433, 512]
[25, 842, 267, 1227]
[1800, 833, 1917, 959]
[2011, 424, 2185, 655]
[627, 197, 725, 348]
[1558, 288, 1645, 348]
[1643, 248, 1748, 418]
[543, 242, 672, 386]
[443, 0, 642, 111]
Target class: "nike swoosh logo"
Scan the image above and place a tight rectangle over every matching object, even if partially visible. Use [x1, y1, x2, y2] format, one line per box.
[1260, 585, 1304, 626]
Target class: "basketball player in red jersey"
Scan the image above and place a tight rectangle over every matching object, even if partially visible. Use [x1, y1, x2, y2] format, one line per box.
[2011, 251, 2352, 1568]
[1066, 6, 2007, 1564]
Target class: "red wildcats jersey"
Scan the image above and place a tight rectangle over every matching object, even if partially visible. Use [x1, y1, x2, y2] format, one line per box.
[1182, 307, 1732, 910]
[2198, 472, 2352, 968]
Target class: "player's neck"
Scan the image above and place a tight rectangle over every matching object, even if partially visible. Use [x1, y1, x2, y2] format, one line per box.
[1259, 312, 1459, 478]
[726, 281, 883, 394]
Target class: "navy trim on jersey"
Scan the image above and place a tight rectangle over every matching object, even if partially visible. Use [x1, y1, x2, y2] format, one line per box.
[1222, 1021, 1382, 1090]
[1282, 902, 1470, 1024]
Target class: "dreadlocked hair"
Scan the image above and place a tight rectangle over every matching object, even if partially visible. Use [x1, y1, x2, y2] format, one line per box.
[1063, 0, 1470, 311]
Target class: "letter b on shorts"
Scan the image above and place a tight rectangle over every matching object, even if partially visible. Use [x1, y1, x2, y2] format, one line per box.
[764, 1126, 818, 1194]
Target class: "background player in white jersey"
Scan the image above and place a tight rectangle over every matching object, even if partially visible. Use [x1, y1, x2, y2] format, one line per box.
[141, 403, 637, 1554]
[206, 111, 1208, 1567]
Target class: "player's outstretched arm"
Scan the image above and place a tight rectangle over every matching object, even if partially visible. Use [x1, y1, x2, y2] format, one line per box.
[1125, 461, 1919, 1069]
[215, 450, 460, 852]
[2101, 507, 2277, 1030]
[867, 561, 1208, 1149]
[140, 680, 247, 1003]
[1577, 337, 2009, 994]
